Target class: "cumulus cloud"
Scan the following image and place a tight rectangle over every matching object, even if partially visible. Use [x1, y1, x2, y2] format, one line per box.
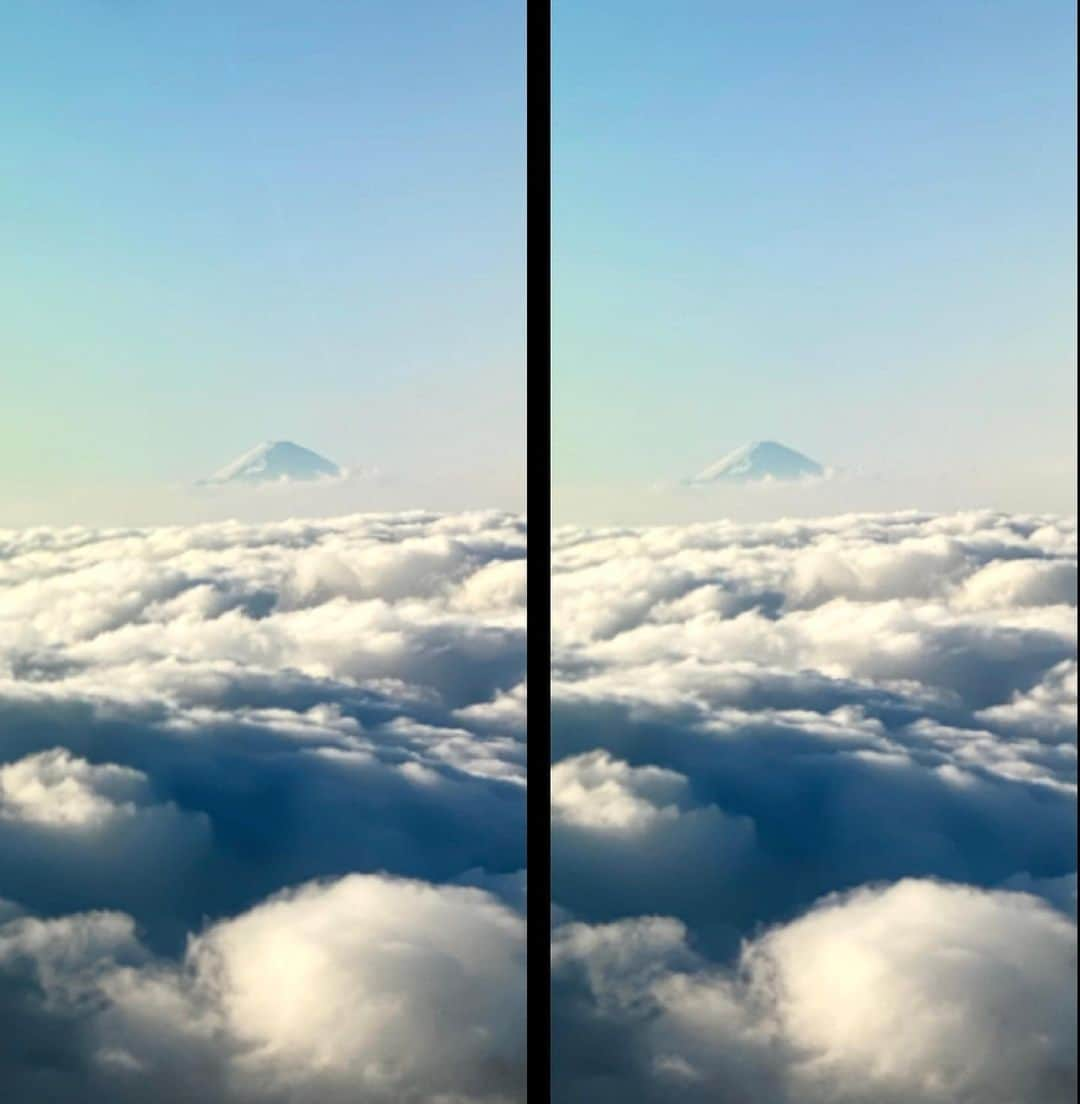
[552, 510, 1077, 1100]
[0, 874, 524, 1104]
[0, 510, 525, 1101]
[553, 880, 1076, 1104]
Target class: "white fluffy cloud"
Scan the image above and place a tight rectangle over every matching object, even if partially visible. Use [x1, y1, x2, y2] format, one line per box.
[0, 511, 525, 1101]
[553, 879, 1076, 1104]
[1, 749, 157, 829]
[0, 874, 524, 1104]
[552, 750, 691, 832]
[552, 510, 1077, 1101]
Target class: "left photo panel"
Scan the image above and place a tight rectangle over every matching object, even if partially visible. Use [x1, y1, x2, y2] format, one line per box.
[0, 4, 526, 1103]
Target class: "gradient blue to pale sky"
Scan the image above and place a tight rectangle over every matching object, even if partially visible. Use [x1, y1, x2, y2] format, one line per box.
[553, 0, 1076, 523]
[2, 1, 523, 524]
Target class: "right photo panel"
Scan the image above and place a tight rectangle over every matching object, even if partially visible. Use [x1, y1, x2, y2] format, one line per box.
[550, 3, 1077, 1102]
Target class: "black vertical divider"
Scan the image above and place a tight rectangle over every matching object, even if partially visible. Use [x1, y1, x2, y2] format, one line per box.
[525, 0, 552, 1098]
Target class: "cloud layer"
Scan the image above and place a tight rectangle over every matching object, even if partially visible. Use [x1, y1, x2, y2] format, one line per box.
[552, 510, 1077, 1102]
[0, 510, 526, 1102]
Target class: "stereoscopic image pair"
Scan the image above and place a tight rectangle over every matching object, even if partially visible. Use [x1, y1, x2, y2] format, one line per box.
[1, 3, 1075, 1102]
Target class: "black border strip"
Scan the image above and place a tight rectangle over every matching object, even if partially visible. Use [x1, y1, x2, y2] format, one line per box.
[525, 0, 551, 1097]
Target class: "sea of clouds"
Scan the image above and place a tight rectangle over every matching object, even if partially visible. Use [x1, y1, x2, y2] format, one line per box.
[552, 509, 1077, 1103]
[0, 510, 526, 1103]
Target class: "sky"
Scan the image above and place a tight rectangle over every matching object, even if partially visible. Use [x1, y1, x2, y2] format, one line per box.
[553, 0, 1077, 524]
[1, 1, 524, 526]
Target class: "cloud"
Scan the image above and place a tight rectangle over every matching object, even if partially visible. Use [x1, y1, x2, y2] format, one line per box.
[552, 509, 1076, 1099]
[0, 510, 525, 1101]
[552, 879, 1076, 1104]
[0, 874, 524, 1104]
[193, 465, 375, 494]
[0, 748, 211, 931]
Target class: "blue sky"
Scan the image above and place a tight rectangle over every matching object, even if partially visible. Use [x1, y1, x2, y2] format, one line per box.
[553, 0, 1076, 521]
[2, 1, 524, 523]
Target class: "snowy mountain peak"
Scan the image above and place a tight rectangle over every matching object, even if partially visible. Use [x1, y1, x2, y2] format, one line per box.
[205, 441, 343, 485]
[689, 440, 825, 485]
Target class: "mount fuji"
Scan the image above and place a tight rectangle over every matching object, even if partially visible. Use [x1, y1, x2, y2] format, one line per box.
[688, 441, 825, 485]
[203, 441, 344, 486]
